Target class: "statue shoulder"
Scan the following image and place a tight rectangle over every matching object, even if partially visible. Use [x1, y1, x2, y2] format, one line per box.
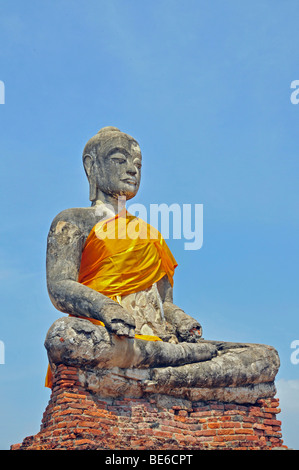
[49, 207, 95, 237]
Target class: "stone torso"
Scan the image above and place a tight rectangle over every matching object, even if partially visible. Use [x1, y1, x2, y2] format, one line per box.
[120, 284, 178, 343]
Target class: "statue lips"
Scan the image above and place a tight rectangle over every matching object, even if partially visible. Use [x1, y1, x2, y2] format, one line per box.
[121, 178, 138, 186]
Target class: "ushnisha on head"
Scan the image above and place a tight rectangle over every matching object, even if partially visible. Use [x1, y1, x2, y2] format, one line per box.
[82, 126, 142, 204]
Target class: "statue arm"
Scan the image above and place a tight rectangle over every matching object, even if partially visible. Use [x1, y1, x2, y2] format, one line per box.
[46, 216, 135, 338]
[157, 275, 202, 342]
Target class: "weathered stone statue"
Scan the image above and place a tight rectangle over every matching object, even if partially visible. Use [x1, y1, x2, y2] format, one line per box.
[45, 126, 280, 404]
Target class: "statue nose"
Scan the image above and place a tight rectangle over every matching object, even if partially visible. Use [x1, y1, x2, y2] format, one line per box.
[126, 164, 137, 175]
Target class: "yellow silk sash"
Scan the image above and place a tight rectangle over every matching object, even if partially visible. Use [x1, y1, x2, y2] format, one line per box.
[45, 211, 177, 389]
[78, 210, 177, 299]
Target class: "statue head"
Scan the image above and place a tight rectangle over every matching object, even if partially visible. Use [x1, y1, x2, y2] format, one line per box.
[83, 126, 142, 204]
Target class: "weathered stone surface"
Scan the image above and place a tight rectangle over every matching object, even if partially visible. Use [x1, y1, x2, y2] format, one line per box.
[45, 316, 217, 370]
[147, 342, 280, 389]
[120, 283, 178, 342]
[75, 367, 276, 404]
[45, 316, 279, 404]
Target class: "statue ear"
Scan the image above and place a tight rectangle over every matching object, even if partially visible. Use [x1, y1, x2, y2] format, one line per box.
[83, 153, 97, 202]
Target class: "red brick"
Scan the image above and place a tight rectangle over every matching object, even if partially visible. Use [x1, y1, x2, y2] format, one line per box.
[243, 435, 259, 442]
[235, 428, 254, 435]
[63, 392, 87, 400]
[220, 416, 231, 422]
[253, 423, 267, 430]
[75, 439, 96, 446]
[262, 406, 277, 413]
[196, 429, 217, 437]
[59, 408, 83, 416]
[77, 420, 99, 428]
[220, 422, 241, 429]
[222, 434, 247, 441]
[242, 422, 253, 428]
[208, 423, 220, 429]
[263, 419, 282, 427]
[217, 429, 235, 435]
[243, 416, 255, 423]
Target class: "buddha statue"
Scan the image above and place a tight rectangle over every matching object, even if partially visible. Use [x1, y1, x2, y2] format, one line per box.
[44, 126, 280, 404]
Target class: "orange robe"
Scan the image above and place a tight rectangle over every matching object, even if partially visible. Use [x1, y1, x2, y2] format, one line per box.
[45, 210, 177, 388]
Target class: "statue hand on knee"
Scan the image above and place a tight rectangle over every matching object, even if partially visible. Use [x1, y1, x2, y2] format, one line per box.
[175, 313, 202, 343]
[101, 302, 136, 338]
[163, 301, 202, 343]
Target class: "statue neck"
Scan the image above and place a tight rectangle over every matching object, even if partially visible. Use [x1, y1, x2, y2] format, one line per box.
[91, 191, 126, 215]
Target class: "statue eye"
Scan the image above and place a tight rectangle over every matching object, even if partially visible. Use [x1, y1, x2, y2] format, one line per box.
[134, 159, 142, 170]
[111, 156, 126, 164]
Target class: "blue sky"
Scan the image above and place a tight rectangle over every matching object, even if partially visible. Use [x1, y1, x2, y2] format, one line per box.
[0, 0, 298, 450]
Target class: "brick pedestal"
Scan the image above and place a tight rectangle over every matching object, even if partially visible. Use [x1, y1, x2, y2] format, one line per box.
[11, 364, 287, 450]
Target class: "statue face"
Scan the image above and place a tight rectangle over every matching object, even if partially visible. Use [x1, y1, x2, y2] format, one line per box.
[94, 134, 142, 200]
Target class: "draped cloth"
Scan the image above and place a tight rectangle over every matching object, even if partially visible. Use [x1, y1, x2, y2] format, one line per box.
[45, 210, 178, 388]
[78, 209, 177, 300]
